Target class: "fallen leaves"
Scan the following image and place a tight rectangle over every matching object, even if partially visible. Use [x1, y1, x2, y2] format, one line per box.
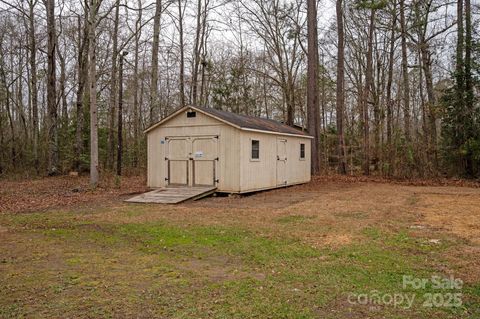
[0, 174, 148, 214]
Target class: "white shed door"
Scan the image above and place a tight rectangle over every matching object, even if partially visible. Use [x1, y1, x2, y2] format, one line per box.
[165, 136, 218, 187]
[192, 136, 218, 186]
[166, 138, 189, 185]
[276, 138, 287, 186]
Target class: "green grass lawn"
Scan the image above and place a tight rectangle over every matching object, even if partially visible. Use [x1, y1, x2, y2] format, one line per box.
[1, 204, 478, 319]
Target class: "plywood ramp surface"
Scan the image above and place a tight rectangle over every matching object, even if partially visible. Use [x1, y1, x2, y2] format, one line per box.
[125, 186, 216, 204]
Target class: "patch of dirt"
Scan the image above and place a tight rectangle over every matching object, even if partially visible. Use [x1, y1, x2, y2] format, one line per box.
[315, 294, 456, 319]
[415, 190, 480, 245]
[313, 174, 480, 188]
[395, 186, 480, 284]
[176, 256, 266, 283]
[322, 233, 353, 246]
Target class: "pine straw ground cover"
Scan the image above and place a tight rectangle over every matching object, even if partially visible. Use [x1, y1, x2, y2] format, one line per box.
[0, 175, 479, 318]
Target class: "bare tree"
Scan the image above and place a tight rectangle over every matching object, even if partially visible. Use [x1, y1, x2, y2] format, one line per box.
[44, 0, 59, 175]
[465, 0, 473, 109]
[385, 0, 397, 174]
[150, 0, 162, 123]
[177, 0, 185, 107]
[26, 0, 40, 173]
[400, 0, 411, 142]
[74, 9, 89, 173]
[107, 0, 120, 169]
[117, 51, 127, 176]
[307, 0, 320, 174]
[239, 0, 304, 126]
[336, 0, 347, 174]
[362, 6, 376, 175]
[88, 0, 100, 186]
[191, 0, 209, 106]
[133, 0, 143, 167]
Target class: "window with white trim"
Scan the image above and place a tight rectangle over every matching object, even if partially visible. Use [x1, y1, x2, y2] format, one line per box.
[300, 143, 305, 159]
[251, 140, 260, 159]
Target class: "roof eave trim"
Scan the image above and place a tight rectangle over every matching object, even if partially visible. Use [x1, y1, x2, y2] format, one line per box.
[240, 127, 313, 138]
[143, 106, 189, 133]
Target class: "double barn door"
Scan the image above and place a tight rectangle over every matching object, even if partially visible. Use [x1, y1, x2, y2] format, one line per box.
[166, 136, 218, 187]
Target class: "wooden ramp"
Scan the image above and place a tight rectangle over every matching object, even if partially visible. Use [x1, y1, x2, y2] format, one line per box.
[125, 186, 216, 204]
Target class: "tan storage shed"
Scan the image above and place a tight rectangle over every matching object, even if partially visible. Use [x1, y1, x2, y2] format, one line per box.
[145, 106, 312, 193]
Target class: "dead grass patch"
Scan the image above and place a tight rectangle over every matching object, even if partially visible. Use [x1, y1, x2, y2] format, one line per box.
[1, 175, 480, 317]
[415, 190, 480, 245]
[0, 175, 147, 214]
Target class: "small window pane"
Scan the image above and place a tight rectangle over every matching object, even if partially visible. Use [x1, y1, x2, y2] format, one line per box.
[187, 111, 196, 118]
[300, 143, 305, 159]
[251, 140, 260, 159]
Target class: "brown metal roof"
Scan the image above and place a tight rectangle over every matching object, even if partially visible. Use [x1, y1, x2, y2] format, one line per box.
[194, 106, 310, 136]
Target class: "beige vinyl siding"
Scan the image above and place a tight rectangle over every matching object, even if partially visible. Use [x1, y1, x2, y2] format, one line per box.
[239, 132, 277, 191]
[218, 125, 241, 192]
[238, 131, 311, 193]
[147, 128, 164, 188]
[286, 137, 311, 184]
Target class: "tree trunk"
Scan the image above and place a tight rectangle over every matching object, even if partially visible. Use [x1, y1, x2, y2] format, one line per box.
[465, 0, 473, 174]
[465, 0, 473, 110]
[45, 0, 59, 175]
[178, 0, 185, 107]
[4, 83, 16, 168]
[117, 53, 125, 176]
[307, 0, 320, 175]
[28, 0, 39, 173]
[199, 36, 208, 107]
[419, 39, 438, 169]
[191, 0, 203, 105]
[107, 0, 120, 169]
[74, 13, 89, 172]
[88, 0, 99, 186]
[58, 50, 68, 129]
[362, 8, 375, 175]
[455, 0, 465, 168]
[400, 0, 411, 143]
[150, 0, 162, 124]
[133, 0, 142, 168]
[385, 0, 396, 175]
[336, 0, 347, 174]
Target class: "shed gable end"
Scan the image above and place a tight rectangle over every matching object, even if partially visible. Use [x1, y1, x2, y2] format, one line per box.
[150, 108, 224, 131]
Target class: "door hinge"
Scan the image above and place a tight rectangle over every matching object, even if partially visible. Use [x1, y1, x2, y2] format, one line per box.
[165, 157, 169, 161]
